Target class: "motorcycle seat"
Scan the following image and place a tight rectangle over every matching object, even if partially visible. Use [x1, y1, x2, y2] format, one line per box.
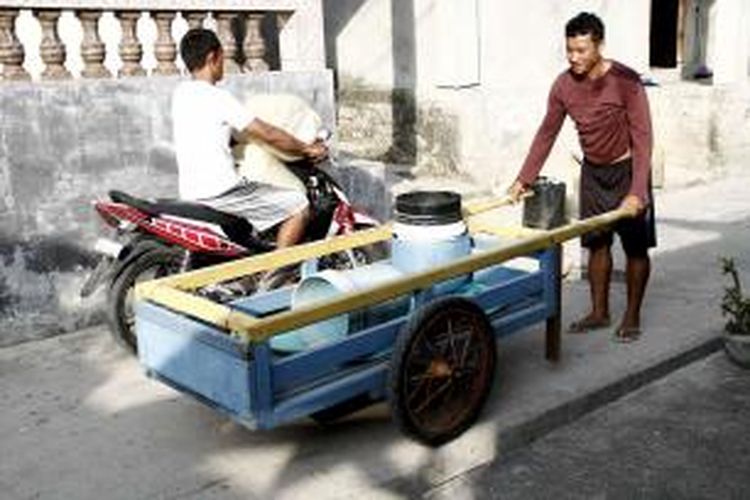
[109, 190, 272, 252]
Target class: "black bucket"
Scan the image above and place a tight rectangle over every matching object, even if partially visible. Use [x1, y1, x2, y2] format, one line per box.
[523, 177, 567, 229]
[395, 191, 463, 226]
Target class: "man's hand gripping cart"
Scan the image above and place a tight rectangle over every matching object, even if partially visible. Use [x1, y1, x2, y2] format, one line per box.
[134, 191, 636, 447]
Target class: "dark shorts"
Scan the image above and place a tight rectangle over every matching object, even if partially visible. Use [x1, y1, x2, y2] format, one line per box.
[579, 158, 657, 257]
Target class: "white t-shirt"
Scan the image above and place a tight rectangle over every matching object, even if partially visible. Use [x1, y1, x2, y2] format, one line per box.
[171, 80, 255, 200]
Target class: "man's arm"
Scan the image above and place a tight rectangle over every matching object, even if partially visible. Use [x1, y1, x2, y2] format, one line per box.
[623, 80, 653, 210]
[509, 78, 567, 200]
[243, 118, 327, 163]
[216, 88, 328, 164]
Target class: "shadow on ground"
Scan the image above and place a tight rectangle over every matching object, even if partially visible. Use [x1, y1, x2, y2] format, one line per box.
[2, 181, 749, 499]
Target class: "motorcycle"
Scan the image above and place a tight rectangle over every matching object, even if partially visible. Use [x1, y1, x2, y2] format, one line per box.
[80, 160, 382, 354]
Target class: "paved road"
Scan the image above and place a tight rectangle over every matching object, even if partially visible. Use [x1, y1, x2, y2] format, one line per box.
[429, 353, 750, 500]
[1, 174, 749, 499]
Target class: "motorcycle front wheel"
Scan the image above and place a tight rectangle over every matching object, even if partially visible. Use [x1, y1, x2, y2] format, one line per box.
[107, 244, 183, 354]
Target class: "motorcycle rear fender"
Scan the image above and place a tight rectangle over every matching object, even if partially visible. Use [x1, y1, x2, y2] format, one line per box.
[95, 200, 146, 229]
[109, 238, 177, 285]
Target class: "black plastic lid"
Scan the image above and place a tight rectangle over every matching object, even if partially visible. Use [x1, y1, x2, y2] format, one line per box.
[395, 191, 462, 225]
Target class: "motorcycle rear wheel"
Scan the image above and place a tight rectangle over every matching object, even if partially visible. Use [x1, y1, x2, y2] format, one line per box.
[107, 244, 183, 354]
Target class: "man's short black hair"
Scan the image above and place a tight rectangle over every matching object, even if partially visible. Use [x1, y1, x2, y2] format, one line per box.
[180, 28, 222, 72]
[565, 12, 605, 42]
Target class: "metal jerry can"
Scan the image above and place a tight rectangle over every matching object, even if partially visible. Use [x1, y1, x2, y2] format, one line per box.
[523, 177, 567, 229]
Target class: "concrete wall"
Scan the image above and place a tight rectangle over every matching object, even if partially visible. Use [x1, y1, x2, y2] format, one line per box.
[326, 0, 750, 195]
[682, 0, 750, 82]
[325, 0, 651, 187]
[326, 0, 649, 93]
[0, 71, 336, 346]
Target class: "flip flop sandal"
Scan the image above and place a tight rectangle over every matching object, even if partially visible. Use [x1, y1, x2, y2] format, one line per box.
[567, 317, 611, 334]
[613, 327, 642, 343]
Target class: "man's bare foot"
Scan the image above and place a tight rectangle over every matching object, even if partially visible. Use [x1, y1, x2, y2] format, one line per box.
[613, 325, 642, 343]
[568, 314, 611, 334]
[613, 317, 642, 343]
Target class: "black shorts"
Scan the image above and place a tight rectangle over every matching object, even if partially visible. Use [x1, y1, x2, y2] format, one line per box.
[579, 158, 657, 257]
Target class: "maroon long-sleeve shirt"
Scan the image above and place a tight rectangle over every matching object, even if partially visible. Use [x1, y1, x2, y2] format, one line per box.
[517, 60, 653, 204]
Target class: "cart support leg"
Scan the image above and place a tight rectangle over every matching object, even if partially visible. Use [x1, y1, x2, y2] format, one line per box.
[544, 245, 562, 362]
[253, 343, 275, 428]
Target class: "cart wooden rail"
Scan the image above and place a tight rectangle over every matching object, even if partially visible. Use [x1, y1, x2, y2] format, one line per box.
[136, 199, 635, 343]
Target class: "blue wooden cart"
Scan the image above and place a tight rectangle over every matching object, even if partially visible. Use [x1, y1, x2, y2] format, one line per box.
[134, 198, 630, 446]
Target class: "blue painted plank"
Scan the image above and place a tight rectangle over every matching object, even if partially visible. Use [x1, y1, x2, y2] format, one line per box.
[231, 287, 293, 316]
[272, 318, 404, 394]
[470, 272, 544, 315]
[493, 302, 550, 337]
[137, 307, 254, 416]
[472, 264, 528, 285]
[253, 343, 275, 428]
[136, 301, 249, 358]
[272, 362, 388, 426]
[147, 370, 258, 430]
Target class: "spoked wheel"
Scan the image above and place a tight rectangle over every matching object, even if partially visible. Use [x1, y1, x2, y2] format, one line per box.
[389, 297, 496, 446]
[107, 244, 183, 354]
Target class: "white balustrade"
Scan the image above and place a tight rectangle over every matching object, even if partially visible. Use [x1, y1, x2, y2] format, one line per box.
[77, 9, 110, 78]
[0, 0, 325, 82]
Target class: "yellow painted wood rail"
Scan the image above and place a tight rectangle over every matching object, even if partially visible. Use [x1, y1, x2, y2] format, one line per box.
[136, 198, 635, 343]
[136, 193, 524, 294]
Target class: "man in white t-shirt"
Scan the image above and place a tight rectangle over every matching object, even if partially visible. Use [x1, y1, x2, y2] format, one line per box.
[172, 29, 327, 248]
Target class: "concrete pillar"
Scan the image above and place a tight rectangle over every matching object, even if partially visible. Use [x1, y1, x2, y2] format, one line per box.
[215, 12, 241, 75]
[116, 11, 146, 77]
[682, 0, 712, 79]
[152, 12, 179, 76]
[183, 11, 207, 30]
[433, 0, 480, 88]
[602, 0, 651, 73]
[278, 0, 325, 71]
[0, 8, 30, 81]
[78, 10, 111, 79]
[708, 0, 748, 84]
[243, 13, 269, 72]
[35, 9, 71, 80]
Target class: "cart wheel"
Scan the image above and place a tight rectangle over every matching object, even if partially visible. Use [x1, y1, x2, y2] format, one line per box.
[389, 297, 496, 446]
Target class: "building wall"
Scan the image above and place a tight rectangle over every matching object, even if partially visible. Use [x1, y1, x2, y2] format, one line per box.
[0, 71, 337, 346]
[326, 0, 650, 186]
[326, 0, 750, 194]
[328, 0, 649, 92]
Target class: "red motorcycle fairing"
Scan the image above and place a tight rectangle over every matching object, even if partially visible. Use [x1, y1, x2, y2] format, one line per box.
[329, 201, 356, 236]
[95, 201, 247, 257]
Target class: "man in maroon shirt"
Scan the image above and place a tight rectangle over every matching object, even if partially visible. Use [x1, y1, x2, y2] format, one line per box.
[508, 12, 656, 342]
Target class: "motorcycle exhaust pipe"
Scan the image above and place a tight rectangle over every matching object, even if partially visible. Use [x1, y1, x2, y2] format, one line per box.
[93, 238, 125, 259]
[80, 238, 126, 298]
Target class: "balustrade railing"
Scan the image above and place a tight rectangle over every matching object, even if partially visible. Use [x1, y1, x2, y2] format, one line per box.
[0, 0, 323, 82]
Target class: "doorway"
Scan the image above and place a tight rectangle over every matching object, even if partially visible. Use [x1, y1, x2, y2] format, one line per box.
[650, 0, 681, 67]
